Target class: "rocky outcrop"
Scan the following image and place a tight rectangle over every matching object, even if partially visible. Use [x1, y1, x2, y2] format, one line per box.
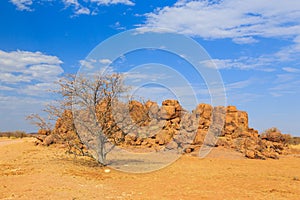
[119, 100, 290, 159]
[35, 110, 87, 155]
[123, 99, 182, 149]
[38, 99, 291, 159]
[214, 110, 290, 159]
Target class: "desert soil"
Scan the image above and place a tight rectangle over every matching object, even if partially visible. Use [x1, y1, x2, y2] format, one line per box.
[0, 138, 300, 200]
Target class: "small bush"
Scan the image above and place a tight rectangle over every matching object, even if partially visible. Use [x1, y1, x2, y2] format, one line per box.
[288, 137, 300, 145]
[0, 131, 29, 138]
[260, 127, 291, 144]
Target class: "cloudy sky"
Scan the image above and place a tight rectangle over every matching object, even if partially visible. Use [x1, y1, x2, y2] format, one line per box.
[1, 0, 300, 136]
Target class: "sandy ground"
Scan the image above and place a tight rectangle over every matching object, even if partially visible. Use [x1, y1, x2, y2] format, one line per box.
[0, 138, 300, 200]
[0, 139, 24, 147]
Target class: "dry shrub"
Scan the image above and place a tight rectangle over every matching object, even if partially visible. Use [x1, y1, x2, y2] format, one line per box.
[290, 144, 300, 154]
[0, 131, 29, 138]
[261, 127, 291, 144]
[288, 137, 300, 145]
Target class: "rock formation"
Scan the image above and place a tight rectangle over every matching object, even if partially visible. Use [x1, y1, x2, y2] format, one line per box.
[36, 99, 291, 159]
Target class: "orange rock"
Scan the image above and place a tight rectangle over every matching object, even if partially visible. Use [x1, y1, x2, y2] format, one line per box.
[160, 105, 177, 120]
[227, 105, 237, 112]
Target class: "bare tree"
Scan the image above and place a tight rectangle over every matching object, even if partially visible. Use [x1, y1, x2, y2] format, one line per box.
[27, 72, 150, 166]
[58, 72, 147, 165]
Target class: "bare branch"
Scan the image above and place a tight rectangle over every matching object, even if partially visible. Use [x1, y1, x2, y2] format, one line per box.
[26, 113, 52, 131]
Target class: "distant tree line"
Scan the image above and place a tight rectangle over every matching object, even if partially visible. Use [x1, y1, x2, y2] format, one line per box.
[0, 131, 30, 138]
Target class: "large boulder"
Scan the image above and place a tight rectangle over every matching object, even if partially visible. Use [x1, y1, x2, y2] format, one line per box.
[155, 130, 173, 145]
[160, 100, 182, 120]
[195, 104, 212, 119]
[43, 134, 56, 146]
[145, 100, 159, 118]
[160, 105, 177, 120]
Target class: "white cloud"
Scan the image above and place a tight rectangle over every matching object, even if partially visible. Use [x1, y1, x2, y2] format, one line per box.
[143, 0, 300, 43]
[274, 42, 300, 62]
[269, 68, 300, 97]
[0, 95, 50, 132]
[232, 37, 258, 44]
[275, 74, 295, 83]
[0, 63, 63, 84]
[200, 37, 300, 71]
[0, 49, 64, 96]
[75, 7, 91, 15]
[0, 50, 64, 131]
[110, 21, 126, 30]
[63, 0, 80, 7]
[99, 58, 112, 65]
[62, 0, 135, 16]
[270, 79, 300, 97]
[282, 67, 300, 73]
[0, 85, 14, 91]
[79, 59, 97, 69]
[200, 59, 232, 69]
[90, 0, 134, 6]
[10, 0, 33, 11]
[201, 57, 276, 71]
[0, 72, 31, 84]
[140, 0, 300, 74]
[226, 79, 253, 90]
[62, 0, 91, 16]
[26, 64, 64, 81]
[20, 82, 58, 96]
[0, 50, 62, 72]
[11, 0, 134, 15]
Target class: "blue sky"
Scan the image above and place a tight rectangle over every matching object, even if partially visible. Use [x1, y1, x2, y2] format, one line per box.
[0, 0, 300, 136]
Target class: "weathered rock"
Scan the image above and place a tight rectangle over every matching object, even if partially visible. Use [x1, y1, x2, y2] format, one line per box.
[165, 140, 178, 150]
[195, 104, 212, 119]
[245, 149, 256, 159]
[35, 135, 46, 145]
[227, 105, 237, 112]
[44, 135, 55, 146]
[38, 129, 51, 136]
[125, 133, 137, 145]
[129, 100, 150, 126]
[50, 99, 290, 160]
[162, 99, 182, 110]
[155, 130, 172, 145]
[193, 129, 207, 145]
[145, 101, 159, 118]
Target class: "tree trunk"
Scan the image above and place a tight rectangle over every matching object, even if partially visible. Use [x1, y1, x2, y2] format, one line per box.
[96, 135, 107, 166]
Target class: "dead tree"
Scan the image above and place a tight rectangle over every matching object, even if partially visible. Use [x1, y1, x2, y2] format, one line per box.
[58, 72, 149, 165]
[27, 72, 150, 165]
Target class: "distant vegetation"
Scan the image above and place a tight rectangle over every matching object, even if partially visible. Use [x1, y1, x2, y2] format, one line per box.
[260, 127, 300, 145]
[260, 127, 292, 144]
[0, 131, 31, 138]
[288, 137, 300, 145]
